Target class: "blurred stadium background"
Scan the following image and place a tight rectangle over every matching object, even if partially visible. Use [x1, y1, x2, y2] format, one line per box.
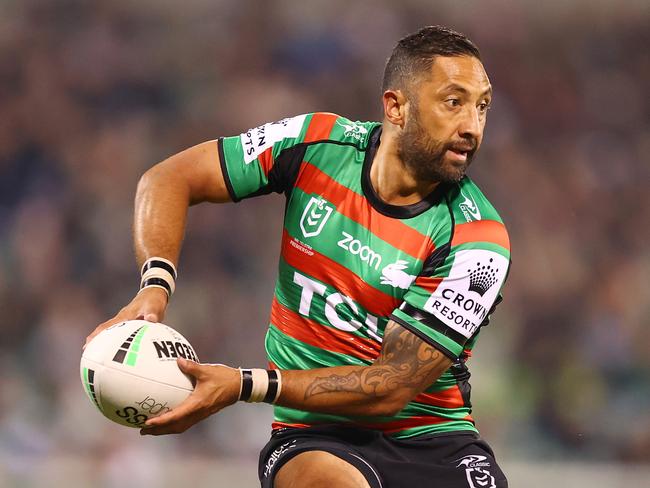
[1, 0, 648, 486]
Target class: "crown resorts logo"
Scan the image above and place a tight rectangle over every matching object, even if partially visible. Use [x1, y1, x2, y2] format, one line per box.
[468, 258, 499, 297]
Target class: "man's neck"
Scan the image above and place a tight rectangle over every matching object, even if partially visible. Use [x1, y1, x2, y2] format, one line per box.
[370, 131, 439, 206]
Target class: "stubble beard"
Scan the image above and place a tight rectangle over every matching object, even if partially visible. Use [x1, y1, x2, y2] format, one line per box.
[396, 110, 477, 185]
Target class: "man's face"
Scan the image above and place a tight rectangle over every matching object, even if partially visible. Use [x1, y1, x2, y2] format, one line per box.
[397, 55, 492, 184]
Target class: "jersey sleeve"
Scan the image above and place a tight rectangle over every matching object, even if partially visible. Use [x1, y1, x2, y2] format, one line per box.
[218, 113, 340, 201]
[390, 223, 511, 360]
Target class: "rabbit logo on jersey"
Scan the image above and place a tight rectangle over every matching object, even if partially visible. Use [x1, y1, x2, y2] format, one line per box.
[455, 455, 496, 488]
[422, 250, 508, 338]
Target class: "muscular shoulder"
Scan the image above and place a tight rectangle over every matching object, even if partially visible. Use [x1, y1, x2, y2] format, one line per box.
[301, 113, 380, 148]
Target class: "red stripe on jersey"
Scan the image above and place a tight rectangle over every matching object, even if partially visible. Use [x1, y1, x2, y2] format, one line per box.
[303, 113, 339, 143]
[412, 276, 443, 293]
[413, 386, 464, 409]
[271, 298, 381, 361]
[272, 417, 473, 435]
[272, 422, 312, 430]
[258, 147, 274, 177]
[452, 220, 510, 250]
[296, 163, 435, 260]
[282, 230, 399, 317]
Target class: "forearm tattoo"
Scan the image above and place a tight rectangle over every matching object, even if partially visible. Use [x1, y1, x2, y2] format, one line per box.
[304, 321, 444, 399]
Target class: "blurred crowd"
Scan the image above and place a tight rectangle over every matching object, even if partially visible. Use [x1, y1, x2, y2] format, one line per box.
[0, 0, 648, 481]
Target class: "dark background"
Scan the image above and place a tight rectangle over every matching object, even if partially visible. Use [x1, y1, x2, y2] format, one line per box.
[0, 0, 648, 486]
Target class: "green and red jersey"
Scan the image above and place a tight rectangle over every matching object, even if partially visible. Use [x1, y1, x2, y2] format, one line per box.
[218, 113, 511, 438]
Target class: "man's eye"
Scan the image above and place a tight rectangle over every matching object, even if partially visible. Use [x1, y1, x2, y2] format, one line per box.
[445, 98, 461, 107]
[478, 101, 491, 113]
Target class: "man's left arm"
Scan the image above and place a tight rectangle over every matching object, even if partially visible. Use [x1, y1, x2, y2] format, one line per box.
[141, 320, 451, 435]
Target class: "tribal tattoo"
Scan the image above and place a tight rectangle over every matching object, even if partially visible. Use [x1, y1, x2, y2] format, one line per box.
[304, 321, 449, 400]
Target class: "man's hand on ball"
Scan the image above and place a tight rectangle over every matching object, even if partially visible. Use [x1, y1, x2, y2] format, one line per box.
[140, 358, 241, 436]
[84, 287, 168, 348]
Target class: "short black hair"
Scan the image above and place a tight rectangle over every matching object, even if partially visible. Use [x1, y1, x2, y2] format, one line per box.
[382, 26, 481, 95]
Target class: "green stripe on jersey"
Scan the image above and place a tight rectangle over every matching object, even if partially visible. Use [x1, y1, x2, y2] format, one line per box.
[266, 325, 372, 369]
[391, 308, 464, 358]
[389, 421, 478, 439]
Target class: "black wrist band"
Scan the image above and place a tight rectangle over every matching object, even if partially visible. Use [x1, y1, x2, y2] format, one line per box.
[142, 259, 177, 280]
[140, 277, 172, 296]
[264, 369, 279, 404]
[240, 369, 253, 402]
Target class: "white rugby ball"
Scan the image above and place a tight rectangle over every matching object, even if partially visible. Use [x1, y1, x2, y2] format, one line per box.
[80, 320, 198, 428]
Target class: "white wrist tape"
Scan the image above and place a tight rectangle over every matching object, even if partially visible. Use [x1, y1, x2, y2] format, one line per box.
[239, 368, 282, 404]
[139, 257, 177, 298]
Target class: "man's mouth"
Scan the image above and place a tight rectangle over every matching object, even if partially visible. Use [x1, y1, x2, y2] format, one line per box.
[446, 143, 475, 163]
[446, 148, 471, 162]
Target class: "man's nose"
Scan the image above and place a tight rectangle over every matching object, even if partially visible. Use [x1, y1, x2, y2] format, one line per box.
[458, 106, 481, 140]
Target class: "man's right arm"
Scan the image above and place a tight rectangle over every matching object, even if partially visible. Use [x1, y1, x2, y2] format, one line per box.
[84, 140, 230, 346]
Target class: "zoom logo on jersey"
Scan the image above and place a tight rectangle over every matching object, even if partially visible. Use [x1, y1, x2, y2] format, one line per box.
[423, 250, 508, 338]
[459, 189, 481, 222]
[153, 340, 198, 362]
[455, 455, 496, 488]
[338, 231, 382, 270]
[300, 197, 334, 238]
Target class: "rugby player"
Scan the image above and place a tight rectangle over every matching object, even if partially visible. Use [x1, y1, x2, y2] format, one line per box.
[86, 26, 511, 488]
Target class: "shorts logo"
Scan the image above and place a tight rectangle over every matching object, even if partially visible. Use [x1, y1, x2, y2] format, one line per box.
[455, 455, 496, 488]
[264, 440, 297, 477]
[380, 260, 416, 289]
[459, 190, 481, 222]
[300, 196, 334, 238]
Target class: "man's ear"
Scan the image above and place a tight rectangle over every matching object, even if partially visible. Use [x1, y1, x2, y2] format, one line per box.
[382, 89, 408, 129]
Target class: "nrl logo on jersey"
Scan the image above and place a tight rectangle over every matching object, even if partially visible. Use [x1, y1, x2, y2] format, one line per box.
[459, 189, 481, 222]
[300, 196, 334, 238]
[337, 120, 368, 141]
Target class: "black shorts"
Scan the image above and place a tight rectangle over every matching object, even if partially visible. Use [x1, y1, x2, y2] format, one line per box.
[258, 425, 508, 488]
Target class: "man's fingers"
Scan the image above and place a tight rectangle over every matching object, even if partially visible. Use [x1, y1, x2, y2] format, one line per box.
[141, 396, 205, 435]
[144, 393, 202, 428]
[177, 357, 202, 377]
[144, 312, 159, 322]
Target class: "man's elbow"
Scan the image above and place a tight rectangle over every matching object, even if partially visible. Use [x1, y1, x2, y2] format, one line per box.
[365, 391, 412, 417]
[137, 160, 192, 203]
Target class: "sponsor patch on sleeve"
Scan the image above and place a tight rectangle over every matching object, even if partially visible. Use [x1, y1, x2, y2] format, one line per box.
[423, 250, 509, 338]
[240, 114, 307, 164]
